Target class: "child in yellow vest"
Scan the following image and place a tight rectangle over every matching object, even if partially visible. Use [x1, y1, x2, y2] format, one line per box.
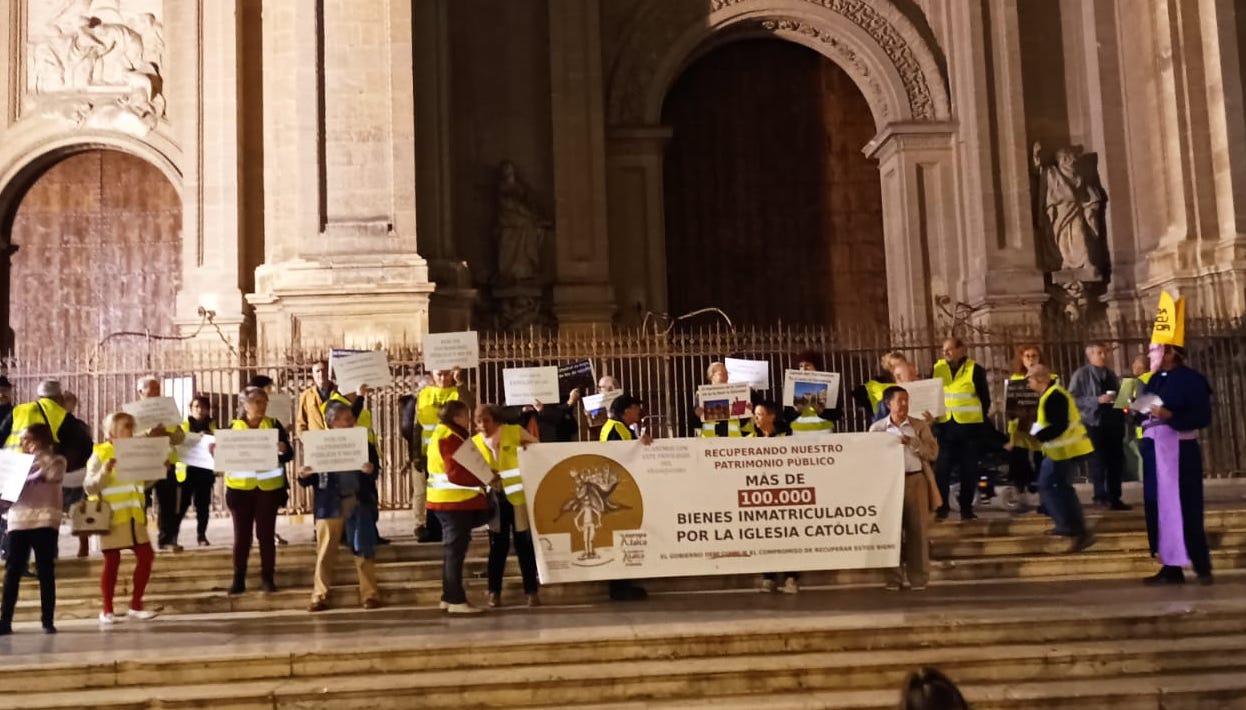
[84, 412, 158, 626]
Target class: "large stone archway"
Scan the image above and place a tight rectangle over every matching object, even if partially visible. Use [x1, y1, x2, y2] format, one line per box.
[602, 0, 957, 331]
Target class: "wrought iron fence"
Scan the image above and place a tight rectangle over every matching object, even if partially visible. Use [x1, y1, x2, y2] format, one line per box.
[6, 316, 1244, 514]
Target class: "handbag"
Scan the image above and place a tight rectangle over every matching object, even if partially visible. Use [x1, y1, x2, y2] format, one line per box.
[70, 499, 113, 535]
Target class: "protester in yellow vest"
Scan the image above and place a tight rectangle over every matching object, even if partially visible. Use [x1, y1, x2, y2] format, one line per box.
[599, 394, 651, 602]
[1004, 345, 1057, 507]
[175, 394, 216, 547]
[932, 337, 991, 521]
[426, 400, 489, 614]
[472, 404, 541, 608]
[692, 362, 754, 437]
[851, 351, 909, 420]
[84, 412, 158, 626]
[2, 380, 69, 452]
[413, 370, 464, 543]
[1026, 365, 1096, 552]
[224, 387, 294, 596]
[784, 351, 839, 436]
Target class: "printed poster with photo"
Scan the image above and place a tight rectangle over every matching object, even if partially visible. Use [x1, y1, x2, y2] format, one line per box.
[781, 370, 841, 412]
[696, 383, 753, 422]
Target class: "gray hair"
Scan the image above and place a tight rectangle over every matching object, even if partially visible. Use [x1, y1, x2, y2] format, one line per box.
[136, 376, 160, 393]
[36, 379, 62, 399]
[237, 386, 268, 418]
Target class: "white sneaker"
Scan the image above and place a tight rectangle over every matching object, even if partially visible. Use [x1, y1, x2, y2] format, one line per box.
[126, 608, 158, 621]
[438, 601, 449, 610]
[99, 612, 117, 626]
[444, 602, 484, 615]
[781, 577, 800, 594]
[759, 578, 776, 593]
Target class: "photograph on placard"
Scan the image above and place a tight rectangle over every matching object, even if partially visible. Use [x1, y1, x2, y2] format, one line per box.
[696, 383, 752, 422]
[781, 369, 841, 411]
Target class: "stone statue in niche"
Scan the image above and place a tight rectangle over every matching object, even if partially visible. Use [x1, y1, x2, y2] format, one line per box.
[27, 0, 166, 136]
[490, 160, 553, 330]
[1032, 142, 1108, 321]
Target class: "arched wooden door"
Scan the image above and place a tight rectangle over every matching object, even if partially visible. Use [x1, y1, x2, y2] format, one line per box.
[661, 39, 887, 329]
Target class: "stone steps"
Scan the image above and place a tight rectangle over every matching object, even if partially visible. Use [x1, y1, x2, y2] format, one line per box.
[11, 508, 1246, 621]
[4, 596, 1246, 709]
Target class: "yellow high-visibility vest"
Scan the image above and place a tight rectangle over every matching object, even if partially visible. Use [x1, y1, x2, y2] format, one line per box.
[417, 386, 460, 454]
[426, 424, 484, 505]
[864, 380, 891, 413]
[1135, 371, 1154, 439]
[933, 359, 985, 424]
[472, 425, 524, 506]
[1036, 385, 1095, 461]
[600, 419, 634, 441]
[91, 442, 147, 527]
[1006, 373, 1058, 451]
[320, 392, 376, 445]
[175, 420, 216, 482]
[700, 418, 752, 437]
[4, 399, 66, 450]
[224, 418, 286, 491]
[790, 406, 834, 435]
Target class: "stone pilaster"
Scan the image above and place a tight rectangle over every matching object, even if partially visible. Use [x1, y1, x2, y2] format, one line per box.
[942, 0, 1046, 328]
[548, 0, 615, 331]
[605, 126, 671, 325]
[171, 0, 247, 343]
[865, 122, 958, 333]
[247, 0, 433, 347]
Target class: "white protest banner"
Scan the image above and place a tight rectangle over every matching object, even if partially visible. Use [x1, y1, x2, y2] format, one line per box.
[782, 370, 841, 411]
[519, 433, 904, 584]
[725, 357, 771, 391]
[451, 441, 496, 485]
[113, 437, 173, 482]
[213, 429, 279, 472]
[582, 390, 623, 428]
[330, 350, 393, 393]
[266, 393, 294, 427]
[901, 378, 946, 419]
[301, 427, 369, 472]
[696, 383, 753, 422]
[423, 331, 479, 371]
[176, 433, 216, 471]
[503, 366, 560, 406]
[122, 397, 183, 431]
[0, 450, 35, 503]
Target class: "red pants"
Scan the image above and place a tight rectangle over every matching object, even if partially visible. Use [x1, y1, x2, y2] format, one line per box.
[101, 543, 154, 615]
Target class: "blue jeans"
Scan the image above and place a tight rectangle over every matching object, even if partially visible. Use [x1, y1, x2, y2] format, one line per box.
[1038, 455, 1087, 537]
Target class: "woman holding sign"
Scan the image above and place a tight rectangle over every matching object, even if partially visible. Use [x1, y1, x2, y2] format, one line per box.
[691, 362, 754, 437]
[472, 404, 541, 608]
[177, 395, 217, 546]
[1006, 346, 1056, 509]
[225, 387, 294, 595]
[84, 413, 158, 626]
[426, 400, 491, 614]
[0, 424, 65, 634]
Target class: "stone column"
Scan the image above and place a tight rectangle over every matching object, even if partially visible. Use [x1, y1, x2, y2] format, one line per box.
[548, 0, 615, 331]
[865, 122, 959, 333]
[943, 0, 1047, 328]
[247, 0, 433, 347]
[605, 127, 671, 325]
[170, 0, 247, 343]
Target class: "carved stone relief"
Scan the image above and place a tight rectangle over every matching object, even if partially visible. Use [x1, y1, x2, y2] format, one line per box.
[25, 0, 166, 136]
[607, 0, 945, 125]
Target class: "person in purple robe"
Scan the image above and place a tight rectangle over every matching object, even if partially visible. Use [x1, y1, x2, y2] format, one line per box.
[1139, 343, 1213, 585]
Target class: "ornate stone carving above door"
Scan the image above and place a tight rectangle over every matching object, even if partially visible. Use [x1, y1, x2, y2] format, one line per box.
[25, 0, 166, 136]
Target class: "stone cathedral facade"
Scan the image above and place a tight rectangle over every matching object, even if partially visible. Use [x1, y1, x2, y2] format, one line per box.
[0, 0, 1243, 354]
